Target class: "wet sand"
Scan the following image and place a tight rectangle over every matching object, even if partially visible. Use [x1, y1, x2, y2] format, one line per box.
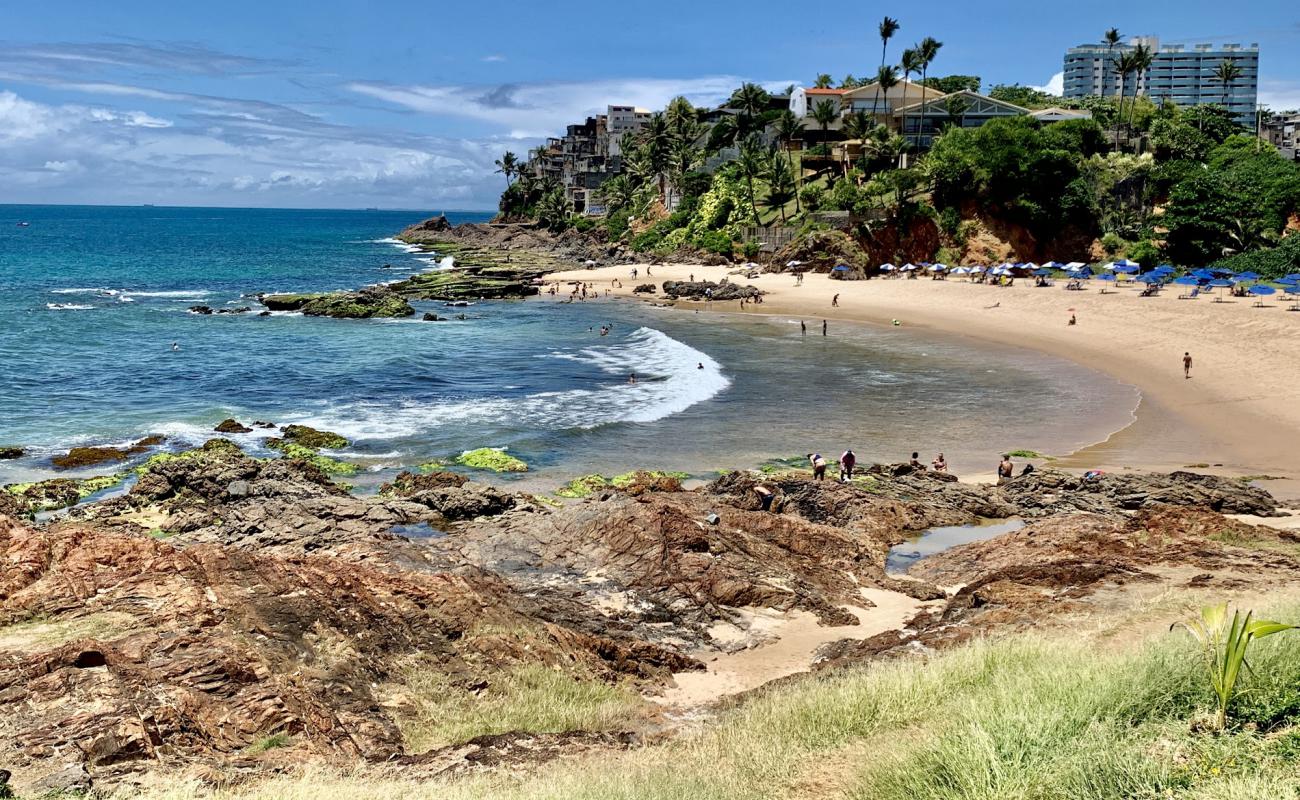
[551, 263, 1300, 496]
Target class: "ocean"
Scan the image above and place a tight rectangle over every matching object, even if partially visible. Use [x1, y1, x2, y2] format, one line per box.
[0, 204, 1138, 489]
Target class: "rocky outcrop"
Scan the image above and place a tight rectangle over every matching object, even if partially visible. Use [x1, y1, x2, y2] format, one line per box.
[51, 436, 165, 470]
[272, 424, 348, 451]
[0, 446, 25, 460]
[661, 280, 761, 301]
[995, 468, 1283, 517]
[771, 229, 874, 276]
[260, 287, 414, 319]
[387, 269, 540, 301]
[214, 418, 252, 434]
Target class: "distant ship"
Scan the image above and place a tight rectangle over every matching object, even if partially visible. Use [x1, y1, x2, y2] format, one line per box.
[16, 221, 30, 227]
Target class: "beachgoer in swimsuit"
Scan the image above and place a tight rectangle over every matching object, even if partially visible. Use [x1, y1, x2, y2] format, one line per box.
[998, 454, 1014, 484]
[1183, 352, 1193, 379]
[808, 453, 828, 480]
[932, 453, 947, 472]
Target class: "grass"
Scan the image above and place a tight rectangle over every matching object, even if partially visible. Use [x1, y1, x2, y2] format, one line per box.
[108, 602, 1300, 800]
[383, 661, 649, 755]
[244, 733, 292, 754]
[1208, 528, 1300, 558]
[0, 611, 138, 652]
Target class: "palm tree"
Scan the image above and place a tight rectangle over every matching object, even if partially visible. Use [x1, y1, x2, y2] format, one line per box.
[814, 73, 833, 89]
[772, 109, 804, 211]
[1111, 51, 1140, 151]
[900, 47, 922, 151]
[493, 151, 518, 189]
[916, 37, 943, 150]
[943, 94, 969, 129]
[1126, 44, 1153, 133]
[811, 99, 838, 145]
[731, 82, 772, 139]
[871, 65, 899, 122]
[735, 135, 766, 220]
[878, 16, 901, 71]
[597, 174, 634, 213]
[764, 152, 797, 223]
[1214, 59, 1243, 112]
[1103, 27, 1122, 96]
[638, 112, 672, 204]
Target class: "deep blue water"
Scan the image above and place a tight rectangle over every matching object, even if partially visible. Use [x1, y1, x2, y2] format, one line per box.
[0, 204, 1138, 488]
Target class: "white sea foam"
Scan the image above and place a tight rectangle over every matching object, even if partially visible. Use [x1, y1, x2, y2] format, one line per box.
[46, 303, 95, 310]
[291, 327, 729, 440]
[51, 287, 117, 296]
[120, 290, 212, 299]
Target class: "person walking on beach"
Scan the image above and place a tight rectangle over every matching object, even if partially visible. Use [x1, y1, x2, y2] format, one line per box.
[808, 453, 828, 480]
[822, 319, 827, 336]
[839, 449, 857, 482]
[1183, 352, 1193, 379]
[689, 273, 694, 282]
[832, 293, 840, 307]
[801, 320, 807, 336]
[997, 454, 1014, 484]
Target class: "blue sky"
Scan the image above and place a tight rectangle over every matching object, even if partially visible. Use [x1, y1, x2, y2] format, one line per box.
[4, 0, 1299, 209]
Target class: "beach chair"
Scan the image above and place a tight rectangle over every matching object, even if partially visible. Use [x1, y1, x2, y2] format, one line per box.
[1178, 287, 1200, 300]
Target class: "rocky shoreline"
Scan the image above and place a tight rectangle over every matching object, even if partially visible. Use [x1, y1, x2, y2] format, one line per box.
[2, 434, 1295, 795]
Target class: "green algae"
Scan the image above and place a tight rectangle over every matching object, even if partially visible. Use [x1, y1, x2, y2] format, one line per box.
[554, 474, 610, 498]
[455, 447, 528, 473]
[278, 425, 349, 450]
[609, 470, 689, 487]
[416, 460, 448, 473]
[276, 443, 359, 476]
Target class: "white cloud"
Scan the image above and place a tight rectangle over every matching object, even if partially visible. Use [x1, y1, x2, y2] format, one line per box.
[347, 76, 749, 138]
[1259, 80, 1300, 112]
[1033, 72, 1064, 96]
[481, 54, 507, 63]
[0, 88, 505, 208]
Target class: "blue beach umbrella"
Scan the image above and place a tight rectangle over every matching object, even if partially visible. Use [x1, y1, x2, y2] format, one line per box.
[1286, 274, 1300, 282]
[1191, 269, 1216, 280]
[1236, 271, 1261, 281]
[1033, 268, 1052, 276]
[1043, 261, 1065, 269]
[1173, 276, 1200, 286]
[1209, 279, 1233, 288]
[1097, 273, 1116, 281]
[1249, 284, 1276, 296]
[880, 263, 897, 271]
[832, 265, 851, 273]
[1136, 273, 1161, 284]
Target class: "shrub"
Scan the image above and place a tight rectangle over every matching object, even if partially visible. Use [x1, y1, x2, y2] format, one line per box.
[799, 185, 825, 212]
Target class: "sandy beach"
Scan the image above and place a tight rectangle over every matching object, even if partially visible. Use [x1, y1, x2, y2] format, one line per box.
[551, 262, 1300, 492]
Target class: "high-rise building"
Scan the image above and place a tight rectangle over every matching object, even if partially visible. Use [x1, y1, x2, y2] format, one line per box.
[1063, 37, 1258, 127]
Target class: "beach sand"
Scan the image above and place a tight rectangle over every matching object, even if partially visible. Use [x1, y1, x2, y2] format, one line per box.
[550, 263, 1300, 496]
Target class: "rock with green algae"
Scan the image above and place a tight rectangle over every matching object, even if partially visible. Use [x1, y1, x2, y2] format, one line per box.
[0, 445, 24, 460]
[275, 443, 359, 476]
[274, 425, 349, 451]
[133, 438, 243, 476]
[455, 447, 528, 473]
[51, 436, 166, 470]
[4, 473, 128, 513]
[260, 287, 414, 319]
[554, 474, 611, 498]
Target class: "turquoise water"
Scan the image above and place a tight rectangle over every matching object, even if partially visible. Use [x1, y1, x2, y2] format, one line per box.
[1, 204, 1139, 489]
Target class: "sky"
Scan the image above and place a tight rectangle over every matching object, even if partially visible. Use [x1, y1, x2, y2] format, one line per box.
[3, 0, 1299, 210]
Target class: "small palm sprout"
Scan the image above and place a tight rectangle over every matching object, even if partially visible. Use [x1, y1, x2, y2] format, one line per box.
[1173, 603, 1295, 730]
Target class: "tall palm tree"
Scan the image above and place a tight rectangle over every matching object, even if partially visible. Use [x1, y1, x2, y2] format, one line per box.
[916, 37, 943, 150]
[764, 151, 797, 223]
[900, 47, 922, 151]
[597, 174, 634, 214]
[1126, 44, 1153, 133]
[1104, 27, 1122, 94]
[731, 82, 772, 139]
[811, 99, 838, 145]
[814, 74, 833, 89]
[772, 109, 803, 211]
[494, 151, 518, 189]
[637, 113, 672, 204]
[1111, 51, 1138, 152]
[1214, 59, 1243, 112]
[878, 16, 901, 70]
[735, 135, 766, 220]
[871, 64, 899, 122]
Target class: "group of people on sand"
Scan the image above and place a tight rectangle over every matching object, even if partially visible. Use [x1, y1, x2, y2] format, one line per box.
[802, 449, 950, 485]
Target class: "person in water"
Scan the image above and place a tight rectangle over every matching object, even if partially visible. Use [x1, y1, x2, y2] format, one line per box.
[171, 342, 180, 351]
[839, 449, 856, 482]
[998, 454, 1015, 484]
[807, 453, 828, 480]
[931, 452, 948, 472]
[697, 362, 704, 370]
[628, 373, 637, 384]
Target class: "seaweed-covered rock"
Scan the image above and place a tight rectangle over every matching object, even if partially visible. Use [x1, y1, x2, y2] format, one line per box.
[455, 448, 527, 473]
[214, 418, 252, 434]
[273, 424, 348, 450]
[661, 280, 761, 301]
[0, 446, 24, 460]
[260, 287, 414, 319]
[275, 443, 359, 476]
[3, 474, 126, 514]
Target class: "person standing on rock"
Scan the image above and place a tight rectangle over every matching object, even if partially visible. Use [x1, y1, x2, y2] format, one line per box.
[1183, 352, 1193, 379]
[808, 453, 828, 480]
[839, 449, 857, 482]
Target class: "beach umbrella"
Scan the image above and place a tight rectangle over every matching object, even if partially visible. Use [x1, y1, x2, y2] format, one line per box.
[1065, 261, 1087, 270]
[1173, 276, 1200, 286]
[967, 265, 987, 273]
[832, 264, 852, 272]
[951, 267, 970, 275]
[1021, 262, 1039, 270]
[1114, 264, 1140, 274]
[880, 263, 897, 271]
[1032, 268, 1052, 276]
[1249, 285, 1276, 296]
[1097, 273, 1115, 281]
[1236, 271, 1262, 281]
[902, 263, 918, 271]
[927, 264, 946, 272]
[1286, 274, 1300, 282]
[1136, 273, 1161, 284]
[786, 260, 803, 268]
[1191, 269, 1216, 280]
[1043, 261, 1064, 269]
[1208, 279, 1233, 288]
